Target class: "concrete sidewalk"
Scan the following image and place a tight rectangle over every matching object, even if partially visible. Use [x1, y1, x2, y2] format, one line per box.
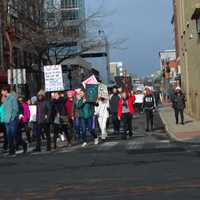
[159, 106, 200, 143]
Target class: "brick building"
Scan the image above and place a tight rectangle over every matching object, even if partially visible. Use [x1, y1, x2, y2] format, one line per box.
[173, 0, 200, 120]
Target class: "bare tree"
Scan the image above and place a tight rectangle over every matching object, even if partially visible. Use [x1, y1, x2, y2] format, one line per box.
[1, 0, 126, 69]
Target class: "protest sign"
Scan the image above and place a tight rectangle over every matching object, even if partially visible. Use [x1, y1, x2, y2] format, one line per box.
[44, 65, 64, 92]
[29, 105, 37, 122]
[98, 83, 109, 99]
[82, 75, 98, 88]
[86, 84, 98, 102]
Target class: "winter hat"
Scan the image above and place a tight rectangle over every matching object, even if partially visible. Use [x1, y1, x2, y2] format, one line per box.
[37, 89, 46, 97]
[31, 96, 37, 104]
[175, 87, 181, 91]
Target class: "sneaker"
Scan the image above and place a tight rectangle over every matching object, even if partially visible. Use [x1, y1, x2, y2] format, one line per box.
[81, 142, 87, 147]
[94, 138, 99, 145]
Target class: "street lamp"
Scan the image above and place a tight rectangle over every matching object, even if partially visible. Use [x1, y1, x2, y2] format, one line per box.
[98, 29, 110, 83]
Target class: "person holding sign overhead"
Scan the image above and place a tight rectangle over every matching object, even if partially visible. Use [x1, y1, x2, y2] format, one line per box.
[77, 89, 98, 147]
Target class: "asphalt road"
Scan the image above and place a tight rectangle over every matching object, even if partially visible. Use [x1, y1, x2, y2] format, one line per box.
[0, 112, 200, 200]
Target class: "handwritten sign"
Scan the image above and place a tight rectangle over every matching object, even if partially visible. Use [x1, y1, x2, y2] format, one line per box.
[44, 65, 64, 92]
[98, 83, 109, 99]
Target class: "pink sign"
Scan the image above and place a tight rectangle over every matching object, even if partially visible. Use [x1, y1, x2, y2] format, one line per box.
[82, 75, 98, 88]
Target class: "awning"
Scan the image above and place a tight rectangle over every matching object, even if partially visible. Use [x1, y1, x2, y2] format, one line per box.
[191, 8, 200, 19]
[61, 56, 92, 70]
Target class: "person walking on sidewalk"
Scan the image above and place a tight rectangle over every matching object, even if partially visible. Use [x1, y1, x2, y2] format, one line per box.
[118, 91, 135, 139]
[95, 97, 110, 141]
[171, 87, 186, 125]
[77, 89, 98, 147]
[1, 86, 19, 155]
[110, 87, 120, 135]
[143, 87, 155, 132]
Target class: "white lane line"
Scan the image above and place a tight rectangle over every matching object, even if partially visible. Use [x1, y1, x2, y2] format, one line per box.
[97, 142, 120, 151]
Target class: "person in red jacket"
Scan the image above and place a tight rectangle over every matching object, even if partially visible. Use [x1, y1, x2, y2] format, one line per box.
[65, 91, 75, 134]
[118, 91, 135, 139]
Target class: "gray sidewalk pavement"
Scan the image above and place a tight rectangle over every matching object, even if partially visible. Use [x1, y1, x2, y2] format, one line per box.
[159, 106, 200, 143]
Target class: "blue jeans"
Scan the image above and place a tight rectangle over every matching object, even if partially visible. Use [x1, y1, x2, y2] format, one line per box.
[5, 118, 18, 153]
[80, 117, 97, 142]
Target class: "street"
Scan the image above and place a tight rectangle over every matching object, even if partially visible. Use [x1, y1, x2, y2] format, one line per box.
[0, 112, 200, 200]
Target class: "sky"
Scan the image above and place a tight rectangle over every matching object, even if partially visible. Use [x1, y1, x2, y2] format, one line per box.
[85, 0, 174, 78]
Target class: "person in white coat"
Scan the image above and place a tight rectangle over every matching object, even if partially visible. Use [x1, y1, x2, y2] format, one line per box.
[95, 97, 110, 141]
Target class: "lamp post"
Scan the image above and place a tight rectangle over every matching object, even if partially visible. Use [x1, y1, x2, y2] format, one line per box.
[98, 30, 110, 84]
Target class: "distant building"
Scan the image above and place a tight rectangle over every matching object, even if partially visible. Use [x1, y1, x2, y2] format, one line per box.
[44, 0, 96, 89]
[109, 62, 123, 82]
[159, 50, 178, 101]
[173, 0, 200, 120]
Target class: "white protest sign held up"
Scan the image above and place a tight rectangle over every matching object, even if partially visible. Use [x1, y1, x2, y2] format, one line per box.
[98, 83, 109, 99]
[44, 65, 64, 92]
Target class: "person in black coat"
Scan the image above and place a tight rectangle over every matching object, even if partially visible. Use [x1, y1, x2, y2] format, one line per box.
[143, 88, 155, 132]
[171, 87, 186, 125]
[34, 90, 52, 152]
[51, 92, 71, 149]
[110, 87, 120, 135]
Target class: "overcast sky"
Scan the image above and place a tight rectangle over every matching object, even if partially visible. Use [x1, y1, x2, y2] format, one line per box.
[85, 0, 174, 77]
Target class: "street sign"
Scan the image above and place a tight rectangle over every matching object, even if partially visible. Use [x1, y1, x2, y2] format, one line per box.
[44, 65, 64, 92]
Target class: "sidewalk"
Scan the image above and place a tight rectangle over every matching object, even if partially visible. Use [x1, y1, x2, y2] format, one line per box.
[159, 105, 200, 143]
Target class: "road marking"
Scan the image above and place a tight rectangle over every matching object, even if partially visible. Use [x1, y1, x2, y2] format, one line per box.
[159, 140, 170, 143]
[97, 142, 119, 151]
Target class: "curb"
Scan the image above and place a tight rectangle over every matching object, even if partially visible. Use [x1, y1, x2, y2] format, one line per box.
[159, 109, 200, 145]
[126, 145, 186, 154]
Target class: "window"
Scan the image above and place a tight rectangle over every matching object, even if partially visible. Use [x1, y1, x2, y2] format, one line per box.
[197, 17, 200, 34]
[61, 0, 80, 9]
[61, 10, 79, 20]
[63, 26, 80, 37]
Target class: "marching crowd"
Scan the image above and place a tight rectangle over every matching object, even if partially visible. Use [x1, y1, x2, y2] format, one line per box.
[0, 84, 185, 156]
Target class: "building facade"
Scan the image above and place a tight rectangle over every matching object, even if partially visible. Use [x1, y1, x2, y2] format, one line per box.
[44, 0, 93, 89]
[173, 0, 200, 120]
[109, 62, 123, 82]
[159, 50, 178, 101]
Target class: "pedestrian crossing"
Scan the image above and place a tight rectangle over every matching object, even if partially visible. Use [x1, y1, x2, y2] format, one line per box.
[0, 138, 174, 158]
